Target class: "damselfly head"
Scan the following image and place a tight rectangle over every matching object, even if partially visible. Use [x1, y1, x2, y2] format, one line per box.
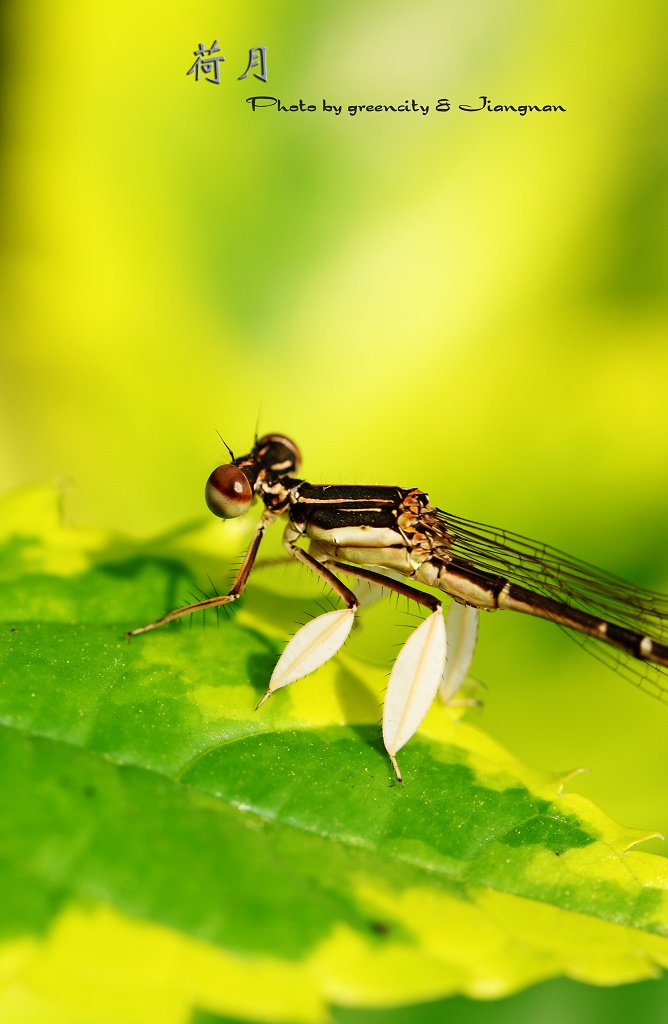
[205, 464, 253, 519]
[253, 434, 301, 476]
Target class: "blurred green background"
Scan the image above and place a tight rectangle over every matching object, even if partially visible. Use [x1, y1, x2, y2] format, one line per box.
[1, 0, 667, 1020]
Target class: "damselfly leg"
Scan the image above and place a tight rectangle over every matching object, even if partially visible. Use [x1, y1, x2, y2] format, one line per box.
[126, 513, 271, 636]
[256, 541, 359, 707]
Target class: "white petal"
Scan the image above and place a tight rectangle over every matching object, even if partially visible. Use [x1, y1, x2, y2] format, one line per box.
[440, 603, 479, 702]
[268, 608, 356, 693]
[383, 610, 446, 757]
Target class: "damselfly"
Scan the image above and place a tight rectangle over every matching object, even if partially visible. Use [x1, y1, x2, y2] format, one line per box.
[128, 434, 668, 780]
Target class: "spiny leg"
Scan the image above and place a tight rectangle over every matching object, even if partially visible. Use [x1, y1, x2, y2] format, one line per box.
[256, 545, 361, 708]
[327, 561, 442, 613]
[327, 561, 447, 782]
[126, 515, 270, 637]
[330, 562, 482, 706]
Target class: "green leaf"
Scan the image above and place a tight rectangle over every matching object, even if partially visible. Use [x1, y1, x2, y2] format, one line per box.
[1, 486, 668, 1024]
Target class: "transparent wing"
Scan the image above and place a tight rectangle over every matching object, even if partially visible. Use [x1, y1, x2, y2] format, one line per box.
[435, 509, 668, 703]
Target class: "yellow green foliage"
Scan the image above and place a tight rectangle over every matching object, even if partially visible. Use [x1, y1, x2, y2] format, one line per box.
[0, 488, 667, 1023]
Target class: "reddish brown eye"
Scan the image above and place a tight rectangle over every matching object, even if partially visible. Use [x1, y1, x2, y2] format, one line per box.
[205, 465, 253, 519]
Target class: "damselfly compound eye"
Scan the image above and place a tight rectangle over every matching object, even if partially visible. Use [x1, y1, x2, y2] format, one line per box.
[205, 465, 252, 519]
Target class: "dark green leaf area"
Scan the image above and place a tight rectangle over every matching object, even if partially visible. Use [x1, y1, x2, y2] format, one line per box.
[0, 727, 429, 957]
[498, 814, 593, 852]
[186, 731, 659, 932]
[0, 618, 276, 773]
[0, 623, 128, 746]
[185, 728, 595, 861]
[635, 886, 665, 931]
[0, 550, 194, 626]
[0, 853, 66, 941]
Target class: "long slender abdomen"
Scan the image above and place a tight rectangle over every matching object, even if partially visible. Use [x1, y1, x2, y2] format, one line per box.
[422, 553, 668, 669]
[498, 582, 668, 668]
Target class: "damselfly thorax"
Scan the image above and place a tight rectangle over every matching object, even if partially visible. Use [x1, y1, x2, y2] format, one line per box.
[128, 433, 668, 781]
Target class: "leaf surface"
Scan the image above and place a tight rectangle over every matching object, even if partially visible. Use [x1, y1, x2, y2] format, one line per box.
[1, 487, 668, 1023]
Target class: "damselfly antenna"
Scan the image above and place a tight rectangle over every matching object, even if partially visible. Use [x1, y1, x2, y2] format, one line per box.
[215, 429, 235, 462]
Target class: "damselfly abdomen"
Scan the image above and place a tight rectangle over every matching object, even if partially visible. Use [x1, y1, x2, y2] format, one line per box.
[128, 434, 668, 780]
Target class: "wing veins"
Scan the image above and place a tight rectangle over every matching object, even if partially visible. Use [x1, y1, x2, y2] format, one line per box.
[434, 508, 668, 698]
